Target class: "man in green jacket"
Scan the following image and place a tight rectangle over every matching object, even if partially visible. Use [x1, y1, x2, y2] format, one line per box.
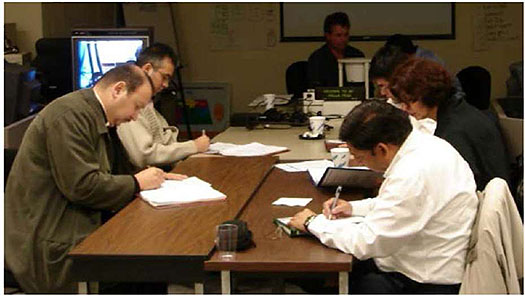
[5, 63, 187, 293]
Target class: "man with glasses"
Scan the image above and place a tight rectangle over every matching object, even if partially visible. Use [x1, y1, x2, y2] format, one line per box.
[117, 43, 210, 170]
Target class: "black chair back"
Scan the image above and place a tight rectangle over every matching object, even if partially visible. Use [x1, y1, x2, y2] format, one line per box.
[457, 66, 491, 110]
[31, 38, 73, 104]
[286, 61, 309, 101]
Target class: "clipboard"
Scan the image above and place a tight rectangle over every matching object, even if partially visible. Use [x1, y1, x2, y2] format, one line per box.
[308, 166, 383, 188]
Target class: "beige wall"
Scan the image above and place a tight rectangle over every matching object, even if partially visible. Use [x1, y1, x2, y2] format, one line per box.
[4, 3, 522, 114]
[174, 3, 523, 113]
[4, 2, 43, 58]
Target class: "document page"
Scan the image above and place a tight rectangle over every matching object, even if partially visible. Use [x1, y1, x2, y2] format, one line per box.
[207, 142, 288, 157]
[219, 142, 288, 157]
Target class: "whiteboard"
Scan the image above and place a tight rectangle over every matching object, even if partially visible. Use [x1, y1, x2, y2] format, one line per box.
[281, 3, 455, 41]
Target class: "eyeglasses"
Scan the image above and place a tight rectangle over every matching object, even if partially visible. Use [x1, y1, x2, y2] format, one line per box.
[143, 70, 155, 93]
[154, 68, 172, 83]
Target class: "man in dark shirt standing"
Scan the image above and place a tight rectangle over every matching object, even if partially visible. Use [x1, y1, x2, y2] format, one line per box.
[308, 12, 365, 88]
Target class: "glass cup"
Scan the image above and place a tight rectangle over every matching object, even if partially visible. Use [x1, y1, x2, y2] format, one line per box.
[215, 224, 238, 261]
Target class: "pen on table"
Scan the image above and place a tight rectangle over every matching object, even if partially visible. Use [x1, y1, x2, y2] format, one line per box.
[328, 185, 343, 220]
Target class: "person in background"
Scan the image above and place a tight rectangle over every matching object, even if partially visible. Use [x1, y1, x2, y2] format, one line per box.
[390, 58, 510, 190]
[290, 100, 478, 294]
[385, 34, 445, 66]
[5, 64, 187, 293]
[117, 43, 210, 171]
[369, 45, 409, 99]
[307, 12, 365, 88]
[384, 33, 464, 93]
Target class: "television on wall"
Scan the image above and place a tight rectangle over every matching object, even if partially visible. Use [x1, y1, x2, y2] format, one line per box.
[71, 28, 151, 90]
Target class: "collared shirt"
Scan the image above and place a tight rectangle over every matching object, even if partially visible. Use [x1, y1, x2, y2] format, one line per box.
[93, 87, 110, 127]
[386, 98, 437, 134]
[308, 130, 478, 284]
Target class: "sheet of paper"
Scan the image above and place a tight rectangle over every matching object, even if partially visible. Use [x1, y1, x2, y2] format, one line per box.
[275, 159, 333, 172]
[276, 215, 364, 227]
[307, 167, 326, 185]
[206, 142, 239, 154]
[219, 142, 288, 157]
[272, 197, 313, 207]
[315, 215, 365, 233]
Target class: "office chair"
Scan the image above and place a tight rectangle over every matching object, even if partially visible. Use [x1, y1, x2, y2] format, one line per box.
[460, 178, 523, 294]
[286, 61, 309, 102]
[31, 38, 73, 104]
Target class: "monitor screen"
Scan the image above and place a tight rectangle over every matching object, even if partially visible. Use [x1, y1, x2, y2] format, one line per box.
[71, 29, 150, 90]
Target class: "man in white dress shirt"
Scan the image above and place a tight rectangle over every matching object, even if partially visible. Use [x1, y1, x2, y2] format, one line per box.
[290, 100, 478, 293]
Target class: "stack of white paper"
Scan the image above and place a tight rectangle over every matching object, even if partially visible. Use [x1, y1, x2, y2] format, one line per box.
[207, 142, 288, 157]
[275, 159, 333, 172]
[140, 177, 226, 208]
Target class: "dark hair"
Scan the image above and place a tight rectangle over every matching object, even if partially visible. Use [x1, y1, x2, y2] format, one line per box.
[385, 34, 417, 54]
[96, 63, 151, 94]
[369, 45, 410, 80]
[339, 100, 412, 151]
[136, 42, 177, 70]
[324, 12, 350, 33]
[390, 58, 453, 108]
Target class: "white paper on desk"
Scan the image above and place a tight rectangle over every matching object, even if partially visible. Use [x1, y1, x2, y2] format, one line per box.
[140, 176, 226, 207]
[219, 142, 288, 157]
[272, 197, 313, 207]
[275, 159, 333, 172]
[307, 167, 326, 185]
[315, 215, 365, 234]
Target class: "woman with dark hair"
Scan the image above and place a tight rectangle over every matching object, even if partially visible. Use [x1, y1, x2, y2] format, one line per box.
[390, 58, 510, 190]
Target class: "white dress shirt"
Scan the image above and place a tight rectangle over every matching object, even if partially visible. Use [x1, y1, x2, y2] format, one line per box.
[308, 130, 478, 284]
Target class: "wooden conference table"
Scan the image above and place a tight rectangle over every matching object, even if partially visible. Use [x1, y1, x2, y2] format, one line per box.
[69, 156, 276, 293]
[205, 168, 363, 294]
[69, 121, 359, 294]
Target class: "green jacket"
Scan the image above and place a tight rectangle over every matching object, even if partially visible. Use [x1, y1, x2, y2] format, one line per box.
[5, 88, 137, 293]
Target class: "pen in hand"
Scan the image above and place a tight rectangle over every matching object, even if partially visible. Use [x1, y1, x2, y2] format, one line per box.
[328, 185, 343, 220]
[202, 129, 206, 136]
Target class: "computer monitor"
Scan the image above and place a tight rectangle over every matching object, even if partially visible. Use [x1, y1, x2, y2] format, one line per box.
[71, 28, 151, 90]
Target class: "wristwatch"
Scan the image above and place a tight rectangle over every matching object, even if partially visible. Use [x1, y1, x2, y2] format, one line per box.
[303, 214, 317, 232]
